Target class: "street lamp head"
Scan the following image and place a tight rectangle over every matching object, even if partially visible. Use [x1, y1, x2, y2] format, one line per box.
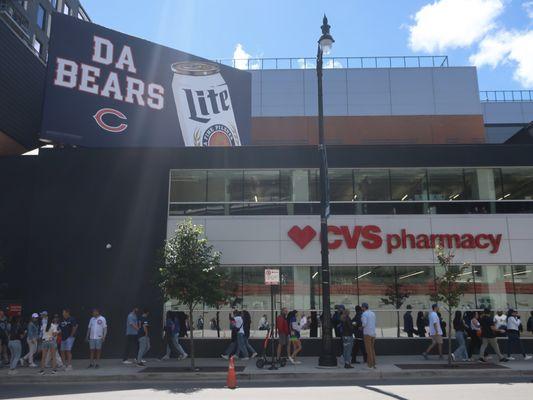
[318, 14, 334, 54]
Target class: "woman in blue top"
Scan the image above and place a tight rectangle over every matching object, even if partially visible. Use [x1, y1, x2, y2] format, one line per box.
[21, 313, 39, 367]
[288, 310, 302, 365]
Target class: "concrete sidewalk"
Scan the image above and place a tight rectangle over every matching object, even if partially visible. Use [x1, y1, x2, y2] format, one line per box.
[1, 355, 532, 383]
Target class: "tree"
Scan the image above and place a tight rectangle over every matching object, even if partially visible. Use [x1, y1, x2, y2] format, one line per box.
[432, 245, 470, 365]
[380, 266, 410, 337]
[156, 219, 229, 370]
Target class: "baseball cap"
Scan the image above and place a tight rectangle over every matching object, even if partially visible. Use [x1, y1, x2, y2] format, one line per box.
[31, 313, 39, 318]
[40, 311, 48, 316]
[361, 302, 369, 309]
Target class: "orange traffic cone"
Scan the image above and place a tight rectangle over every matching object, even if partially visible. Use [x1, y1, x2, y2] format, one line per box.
[226, 355, 237, 389]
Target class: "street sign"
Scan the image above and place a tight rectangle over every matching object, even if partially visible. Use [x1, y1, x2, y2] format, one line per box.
[264, 268, 280, 285]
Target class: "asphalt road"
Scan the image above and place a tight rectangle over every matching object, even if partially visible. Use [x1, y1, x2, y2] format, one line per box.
[2, 378, 532, 400]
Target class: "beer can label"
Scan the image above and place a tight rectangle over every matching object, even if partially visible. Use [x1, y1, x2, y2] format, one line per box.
[171, 61, 241, 147]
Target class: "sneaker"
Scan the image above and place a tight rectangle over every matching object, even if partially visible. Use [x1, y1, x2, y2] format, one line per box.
[94, 364, 100, 369]
[136, 362, 145, 367]
[66, 365, 73, 371]
[451, 353, 456, 362]
[122, 360, 132, 365]
[39, 369, 45, 375]
[507, 356, 516, 361]
[499, 358, 509, 362]
[87, 364, 94, 368]
[524, 355, 532, 361]
[8, 369, 17, 375]
[479, 358, 487, 363]
[29, 363, 37, 368]
[51, 369, 57, 375]
[251, 352, 258, 359]
[294, 360, 301, 364]
[221, 354, 229, 360]
[141, 360, 146, 363]
[181, 354, 188, 360]
[161, 355, 170, 361]
[288, 356, 295, 364]
[422, 352, 428, 360]
[344, 364, 354, 369]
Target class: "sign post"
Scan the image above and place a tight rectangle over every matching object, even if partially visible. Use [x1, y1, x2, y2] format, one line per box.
[264, 268, 280, 370]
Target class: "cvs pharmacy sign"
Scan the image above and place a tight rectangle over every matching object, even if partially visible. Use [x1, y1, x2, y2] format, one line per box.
[288, 225, 502, 254]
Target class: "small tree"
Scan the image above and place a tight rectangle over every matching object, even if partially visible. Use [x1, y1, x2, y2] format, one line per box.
[381, 267, 410, 337]
[433, 245, 470, 365]
[157, 219, 229, 370]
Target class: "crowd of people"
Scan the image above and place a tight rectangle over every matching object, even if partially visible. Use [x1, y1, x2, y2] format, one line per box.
[0, 304, 531, 375]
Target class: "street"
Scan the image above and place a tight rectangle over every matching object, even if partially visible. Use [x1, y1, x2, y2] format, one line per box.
[1, 378, 532, 400]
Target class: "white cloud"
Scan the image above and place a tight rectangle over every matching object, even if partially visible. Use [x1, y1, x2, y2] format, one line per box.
[324, 59, 344, 69]
[408, 0, 505, 52]
[523, 1, 533, 19]
[470, 29, 533, 86]
[232, 43, 260, 70]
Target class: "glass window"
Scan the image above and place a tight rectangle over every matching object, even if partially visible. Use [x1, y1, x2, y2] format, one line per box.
[63, 2, 70, 15]
[169, 170, 207, 203]
[501, 167, 533, 200]
[354, 169, 390, 201]
[390, 169, 427, 201]
[33, 38, 42, 56]
[280, 170, 318, 202]
[511, 265, 533, 311]
[243, 170, 279, 202]
[463, 168, 500, 200]
[36, 4, 46, 29]
[473, 265, 515, 310]
[206, 170, 243, 202]
[329, 169, 354, 201]
[50, 0, 57, 9]
[428, 168, 464, 201]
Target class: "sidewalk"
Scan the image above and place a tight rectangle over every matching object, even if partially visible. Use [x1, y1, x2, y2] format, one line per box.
[1, 355, 532, 383]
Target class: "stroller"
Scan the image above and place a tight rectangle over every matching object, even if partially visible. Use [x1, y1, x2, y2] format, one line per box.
[255, 328, 287, 369]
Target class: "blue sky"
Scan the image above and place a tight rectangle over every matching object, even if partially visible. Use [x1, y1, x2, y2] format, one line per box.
[82, 0, 533, 90]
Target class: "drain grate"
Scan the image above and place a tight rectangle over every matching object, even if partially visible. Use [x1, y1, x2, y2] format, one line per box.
[139, 366, 245, 373]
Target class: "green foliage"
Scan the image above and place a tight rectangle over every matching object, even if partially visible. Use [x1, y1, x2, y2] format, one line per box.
[157, 219, 228, 309]
[433, 245, 470, 310]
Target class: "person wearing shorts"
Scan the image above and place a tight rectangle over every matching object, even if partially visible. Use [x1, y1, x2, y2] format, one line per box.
[60, 309, 78, 370]
[288, 310, 302, 364]
[86, 309, 107, 368]
[423, 304, 443, 360]
[276, 308, 290, 361]
[39, 314, 60, 375]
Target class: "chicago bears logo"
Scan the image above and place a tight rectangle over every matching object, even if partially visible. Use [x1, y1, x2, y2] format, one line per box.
[93, 108, 128, 133]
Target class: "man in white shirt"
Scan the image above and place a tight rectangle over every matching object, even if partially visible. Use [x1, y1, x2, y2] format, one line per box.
[361, 302, 377, 369]
[423, 304, 443, 360]
[494, 310, 507, 336]
[86, 308, 107, 368]
[233, 310, 249, 360]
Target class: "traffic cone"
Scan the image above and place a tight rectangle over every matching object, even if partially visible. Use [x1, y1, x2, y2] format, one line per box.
[226, 355, 237, 389]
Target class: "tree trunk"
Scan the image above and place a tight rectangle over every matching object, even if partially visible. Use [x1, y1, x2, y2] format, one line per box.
[448, 309, 452, 365]
[189, 307, 195, 370]
[396, 310, 400, 338]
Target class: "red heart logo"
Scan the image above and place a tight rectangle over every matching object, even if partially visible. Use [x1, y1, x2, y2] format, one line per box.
[288, 225, 317, 249]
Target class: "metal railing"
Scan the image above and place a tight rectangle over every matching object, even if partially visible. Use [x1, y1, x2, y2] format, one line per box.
[0, 0, 31, 39]
[213, 56, 449, 70]
[480, 90, 533, 102]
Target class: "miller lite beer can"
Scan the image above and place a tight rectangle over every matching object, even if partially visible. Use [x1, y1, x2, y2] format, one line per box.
[171, 61, 241, 146]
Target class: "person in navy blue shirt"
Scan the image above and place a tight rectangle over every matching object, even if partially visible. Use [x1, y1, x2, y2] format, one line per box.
[136, 310, 150, 366]
[60, 309, 78, 370]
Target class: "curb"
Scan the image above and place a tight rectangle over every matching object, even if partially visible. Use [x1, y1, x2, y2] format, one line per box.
[1, 368, 532, 384]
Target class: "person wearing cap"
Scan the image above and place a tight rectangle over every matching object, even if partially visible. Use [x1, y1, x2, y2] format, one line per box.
[422, 304, 443, 360]
[60, 309, 78, 370]
[505, 309, 532, 361]
[21, 313, 39, 367]
[361, 302, 377, 369]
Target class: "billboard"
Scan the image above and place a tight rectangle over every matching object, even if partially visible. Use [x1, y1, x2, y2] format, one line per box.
[41, 14, 251, 147]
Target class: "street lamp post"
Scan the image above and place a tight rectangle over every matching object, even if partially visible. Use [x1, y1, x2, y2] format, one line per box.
[317, 15, 337, 367]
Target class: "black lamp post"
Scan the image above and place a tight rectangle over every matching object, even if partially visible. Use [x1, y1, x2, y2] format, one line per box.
[317, 14, 337, 367]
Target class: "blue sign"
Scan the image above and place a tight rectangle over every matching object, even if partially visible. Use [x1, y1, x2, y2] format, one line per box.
[41, 14, 251, 147]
